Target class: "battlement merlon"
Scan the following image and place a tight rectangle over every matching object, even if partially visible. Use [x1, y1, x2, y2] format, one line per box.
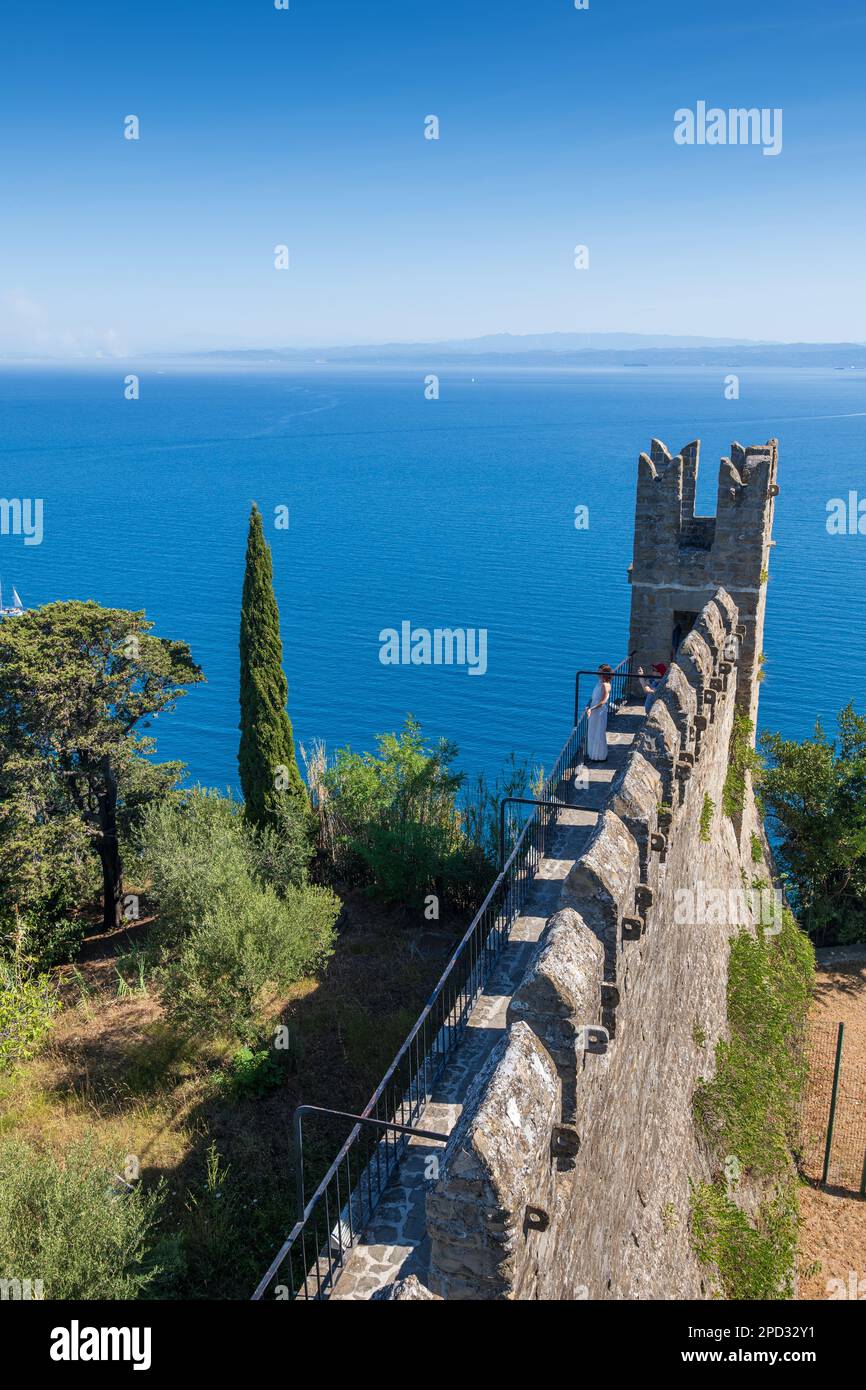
[633, 438, 777, 545]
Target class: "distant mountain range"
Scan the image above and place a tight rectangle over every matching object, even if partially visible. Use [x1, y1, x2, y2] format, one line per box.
[172, 331, 866, 369]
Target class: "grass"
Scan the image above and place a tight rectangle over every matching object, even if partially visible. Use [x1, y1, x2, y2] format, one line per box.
[690, 1180, 799, 1300]
[0, 894, 460, 1299]
[722, 712, 760, 821]
[0, 1133, 167, 1299]
[690, 909, 814, 1298]
[700, 794, 714, 842]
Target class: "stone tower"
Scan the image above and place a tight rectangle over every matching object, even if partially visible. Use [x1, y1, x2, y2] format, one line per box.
[627, 438, 779, 735]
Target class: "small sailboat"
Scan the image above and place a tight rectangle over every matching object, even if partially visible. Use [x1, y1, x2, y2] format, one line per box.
[0, 580, 25, 618]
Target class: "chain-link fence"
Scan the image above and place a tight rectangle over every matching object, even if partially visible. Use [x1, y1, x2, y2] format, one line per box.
[799, 1020, 866, 1196]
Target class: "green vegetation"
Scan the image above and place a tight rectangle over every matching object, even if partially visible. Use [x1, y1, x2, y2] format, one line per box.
[699, 794, 714, 842]
[760, 705, 866, 944]
[0, 517, 537, 1300]
[238, 504, 308, 829]
[0, 957, 59, 1072]
[159, 881, 338, 1041]
[0, 1137, 167, 1299]
[722, 711, 760, 821]
[690, 911, 814, 1298]
[0, 600, 202, 934]
[690, 1181, 799, 1300]
[306, 717, 533, 910]
[219, 1047, 287, 1100]
[750, 831, 764, 863]
[136, 788, 336, 1040]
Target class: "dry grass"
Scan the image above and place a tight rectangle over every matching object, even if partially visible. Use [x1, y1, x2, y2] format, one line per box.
[797, 951, 866, 1300]
[0, 888, 461, 1298]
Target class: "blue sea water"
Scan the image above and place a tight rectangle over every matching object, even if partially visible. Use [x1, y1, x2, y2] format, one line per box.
[1, 365, 864, 791]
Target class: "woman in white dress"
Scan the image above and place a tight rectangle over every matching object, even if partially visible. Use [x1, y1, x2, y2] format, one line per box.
[585, 664, 612, 762]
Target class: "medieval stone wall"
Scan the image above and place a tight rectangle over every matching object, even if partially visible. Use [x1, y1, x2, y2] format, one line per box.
[425, 587, 770, 1300]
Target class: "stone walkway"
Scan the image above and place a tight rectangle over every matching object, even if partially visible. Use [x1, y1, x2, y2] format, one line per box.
[325, 703, 645, 1300]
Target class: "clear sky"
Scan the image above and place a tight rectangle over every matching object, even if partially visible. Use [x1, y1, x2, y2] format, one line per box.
[1, 0, 864, 356]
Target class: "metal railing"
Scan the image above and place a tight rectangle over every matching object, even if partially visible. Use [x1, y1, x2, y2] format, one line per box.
[252, 652, 634, 1301]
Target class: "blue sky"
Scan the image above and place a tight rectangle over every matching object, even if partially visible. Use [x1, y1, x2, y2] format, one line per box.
[1, 0, 864, 355]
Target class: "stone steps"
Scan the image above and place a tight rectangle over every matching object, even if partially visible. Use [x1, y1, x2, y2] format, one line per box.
[326, 703, 645, 1300]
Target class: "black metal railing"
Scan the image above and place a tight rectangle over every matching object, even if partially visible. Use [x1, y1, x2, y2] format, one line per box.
[252, 653, 634, 1302]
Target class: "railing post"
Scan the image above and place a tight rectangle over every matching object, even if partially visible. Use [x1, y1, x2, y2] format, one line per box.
[822, 1022, 844, 1187]
[499, 795, 570, 871]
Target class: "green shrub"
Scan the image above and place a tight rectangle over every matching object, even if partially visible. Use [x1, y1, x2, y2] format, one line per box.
[322, 717, 468, 906]
[700, 794, 714, 842]
[0, 792, 99, 969]
[690, 910, 813, 1299]
[695, 913, 813, 1175]
[135, 786, 313, 939]
[760, 705, 866, 945]
[722, 712, 760, 821]
[243, 801, 313, 896]
[0, 1136, 166, 1299]
[0, 956, 60, 1072]
[134, 788, 255, 941]
[690, 1180, 798, 1300]
[159, 882, 338, 1040]
[219, 1046, 286, 1099]
[316, 717, 534, 910]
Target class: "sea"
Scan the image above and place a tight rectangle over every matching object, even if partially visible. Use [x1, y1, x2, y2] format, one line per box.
[1, 364, 863, 793]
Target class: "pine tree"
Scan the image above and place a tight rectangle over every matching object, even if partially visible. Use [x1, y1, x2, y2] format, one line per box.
[238, 504, 308, 828]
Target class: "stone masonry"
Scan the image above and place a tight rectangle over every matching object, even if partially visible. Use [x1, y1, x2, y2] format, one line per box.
[292, 439, 779, 1301]
[627, 437, 778, 740]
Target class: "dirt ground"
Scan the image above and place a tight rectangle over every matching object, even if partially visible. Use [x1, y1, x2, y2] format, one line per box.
[797, 948, 866, 1300]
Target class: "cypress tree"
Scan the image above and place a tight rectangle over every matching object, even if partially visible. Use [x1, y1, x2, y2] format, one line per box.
[238, 504, 308, 827]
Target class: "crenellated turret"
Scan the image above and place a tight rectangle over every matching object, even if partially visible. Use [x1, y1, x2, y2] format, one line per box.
[627, 437, 778, 744]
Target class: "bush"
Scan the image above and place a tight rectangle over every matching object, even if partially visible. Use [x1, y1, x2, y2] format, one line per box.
[314, 717, 534, 911]
[135, 787, 313, 940]
[0, 793, 99, 969]
[690, 1180, 798, 1300]
[690, 911, 813, 1299]
[760, 705, 866, 944]
[242, 799, 313, 895]
[159, 881, 338, 1040]
[694, 913, 813, 1176]
[219, 1046, 286, 1099]
[137, 786, 334, 1041]
[133, 789, 254, 941]
[722, 712, 760, 821]
[0, 956, 60, 1072]
[0, 1136, 166, 1299]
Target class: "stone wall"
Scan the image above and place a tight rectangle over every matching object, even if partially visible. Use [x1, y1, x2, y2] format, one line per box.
[425, 587, 769, 1300]
[627, 438, 779, 741]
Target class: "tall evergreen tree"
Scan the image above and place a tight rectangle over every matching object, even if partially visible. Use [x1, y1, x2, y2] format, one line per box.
[0, 601, 202, 931]
[239, 504, 308, 828]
